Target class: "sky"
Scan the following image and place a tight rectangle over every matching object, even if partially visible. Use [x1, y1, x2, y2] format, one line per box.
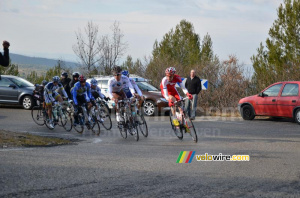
[0, 0, 283, 66]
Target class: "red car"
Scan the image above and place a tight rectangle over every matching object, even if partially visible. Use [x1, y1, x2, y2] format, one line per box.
[238, 81, 300, 124]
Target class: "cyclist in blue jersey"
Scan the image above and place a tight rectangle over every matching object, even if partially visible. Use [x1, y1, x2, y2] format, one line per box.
[71, 75, 94, 125]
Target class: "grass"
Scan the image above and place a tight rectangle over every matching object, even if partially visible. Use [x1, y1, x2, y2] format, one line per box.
[0, 130, 72, 148]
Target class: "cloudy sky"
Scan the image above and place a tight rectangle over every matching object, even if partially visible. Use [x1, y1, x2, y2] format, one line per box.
[0, 0, 283, 65]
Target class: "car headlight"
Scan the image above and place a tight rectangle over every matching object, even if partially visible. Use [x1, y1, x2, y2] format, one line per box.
[160, 98, 168, 102]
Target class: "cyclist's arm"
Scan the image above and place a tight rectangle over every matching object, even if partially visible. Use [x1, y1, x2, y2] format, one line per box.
[161, 78, 169, 100]
[72, 86, 78, 105]
[60, 86, 68, 98]
[107, 79, 113, 99]
[97, 87, 105, 99]
[126, 78, 135, 95]
[178, 82, 188, 95]
[131, 80, 142, 96]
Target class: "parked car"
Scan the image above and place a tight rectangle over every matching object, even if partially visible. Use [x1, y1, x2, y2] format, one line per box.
[0, 75, 35, 109]
[238, 81, 300, 124]
[87, 76, 170, 116]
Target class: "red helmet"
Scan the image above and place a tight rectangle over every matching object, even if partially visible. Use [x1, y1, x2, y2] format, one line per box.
[165, 67, 176, 76]
[79, 75, 86, 82]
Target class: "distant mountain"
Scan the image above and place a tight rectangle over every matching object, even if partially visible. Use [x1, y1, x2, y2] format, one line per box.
[10, 53, 78, 68]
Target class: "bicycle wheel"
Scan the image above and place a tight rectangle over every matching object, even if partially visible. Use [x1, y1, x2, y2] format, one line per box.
[119, 124, 127, 139]
[130, 118, 139, 141]
[61, 110, 73, 132]
[31, 106, 45, 126]
[169, 111, 183, 140]
[98, 108, 112, 130]
[184, 115, 198, 143]
[136, 114, 148, 137]
[91, 119, 101, 136]
[73, 114, 84, 134]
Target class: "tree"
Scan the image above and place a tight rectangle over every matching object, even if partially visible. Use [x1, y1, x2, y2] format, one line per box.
[73, 21, 101, 77]
[98, 21, 128, 75]
[251, 0, 300, 91]
[152, 19, 201, 67]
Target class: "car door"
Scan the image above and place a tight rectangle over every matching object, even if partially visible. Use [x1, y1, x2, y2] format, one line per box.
[255, 83, 283, 116]
[277, 83, 299, 117]
[0, 77, 19, 103]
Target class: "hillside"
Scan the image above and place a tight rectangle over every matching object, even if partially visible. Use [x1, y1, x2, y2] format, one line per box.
[9, 53, 78, 76]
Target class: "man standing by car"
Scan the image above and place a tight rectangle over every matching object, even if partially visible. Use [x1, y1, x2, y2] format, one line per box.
[0, 41, 10, 80]
[0, 41, 10, 67]
[185, 70, 202, 120]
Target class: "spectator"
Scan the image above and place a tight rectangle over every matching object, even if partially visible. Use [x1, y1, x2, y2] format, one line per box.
[0, 40, 10, 67]
[185, 69, 202, 120]
[0, 41, 10, 80]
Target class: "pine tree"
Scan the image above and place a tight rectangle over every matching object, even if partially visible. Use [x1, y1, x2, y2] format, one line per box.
[252, 0, 300, 91]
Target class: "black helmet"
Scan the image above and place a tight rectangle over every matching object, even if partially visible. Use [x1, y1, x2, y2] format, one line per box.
[42, 80, 48, 86]
[72, 72, 80, 78]
[112, 66, 122, 75]
[61, 72, 68, 78]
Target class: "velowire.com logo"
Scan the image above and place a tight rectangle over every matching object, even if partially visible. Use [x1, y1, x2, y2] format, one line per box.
[176, 151, 250, 163]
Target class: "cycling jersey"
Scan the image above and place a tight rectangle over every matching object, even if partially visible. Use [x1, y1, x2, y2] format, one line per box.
[91, 86, 105, 99]
[108, 76, 135, 99]
[160, 74, 188, 101]
[44, 82, 68, 104]
[72, 81, 93, 105]
[129, 78, 143, 97]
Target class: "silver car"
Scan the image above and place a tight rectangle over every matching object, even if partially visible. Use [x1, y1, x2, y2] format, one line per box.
[0, 75, 35, 109]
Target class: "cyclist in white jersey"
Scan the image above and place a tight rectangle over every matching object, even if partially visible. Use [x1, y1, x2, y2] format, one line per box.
[108, 66, 137, 123]
[121, 70, 144, 114]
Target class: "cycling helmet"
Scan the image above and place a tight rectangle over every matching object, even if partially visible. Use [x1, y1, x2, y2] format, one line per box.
[61, 72, 68, 78]
[52, 76, 60, 83]
[42, 80, 48, 86]
[72, 72, 80, 78]
[112, 66, 122, 75]
[90, 78, 98, 86]
[165, 67, 176, 76]
[121, 70, 129, 77]
[78, 75, 86, 82]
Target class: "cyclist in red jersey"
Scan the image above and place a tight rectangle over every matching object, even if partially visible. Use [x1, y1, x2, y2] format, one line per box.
[160, 67, 193, 126]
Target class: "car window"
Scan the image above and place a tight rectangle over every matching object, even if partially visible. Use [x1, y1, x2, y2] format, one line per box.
[9, 77, 34, 88]
[263, 84, 282, 97]
[0, 78, 12, 87]
[136, 82, 158, 91]
[281, 84, 299, 96]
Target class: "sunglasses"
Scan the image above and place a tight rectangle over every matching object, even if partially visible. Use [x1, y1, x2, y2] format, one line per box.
[114, 74, 121, 76]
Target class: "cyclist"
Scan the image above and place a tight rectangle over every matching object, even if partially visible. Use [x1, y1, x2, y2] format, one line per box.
[90, 78, 107, 100]
[72, 75, 93, 125]
[44, 76, 69, 129]
[121, 70, 144, 114]
[69, 72, 80, 89]
[160, 67, 193, 127]
[108, 66, 136, 124]
[60, 72, 72, 98]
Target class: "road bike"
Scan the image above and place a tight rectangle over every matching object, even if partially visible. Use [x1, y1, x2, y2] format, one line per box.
[169, 97, 198, 143]
[72, 103, 101, 135]
[92, 97, 112, 130]
[135, 99, 148, 137]
[117, 98, 139, 141]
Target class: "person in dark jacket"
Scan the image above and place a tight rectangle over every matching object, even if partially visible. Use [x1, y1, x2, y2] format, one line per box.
[185, 70, 202, 120]
[0, 41, 10, 80]
[69, 72, 80, 89]
[0, 41, 10, 67]
[61, 72, 72, 98]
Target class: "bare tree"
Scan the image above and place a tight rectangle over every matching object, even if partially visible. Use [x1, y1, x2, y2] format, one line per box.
[73, 21, 100, 77]
[98, 21, 128, 75]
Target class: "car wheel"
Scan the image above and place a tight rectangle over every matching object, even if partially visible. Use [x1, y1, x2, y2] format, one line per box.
[22, 96, 34, 110]
[241, 105, 255, 120]
[294, 109, 300, 124]
[143, 100, 156, 116]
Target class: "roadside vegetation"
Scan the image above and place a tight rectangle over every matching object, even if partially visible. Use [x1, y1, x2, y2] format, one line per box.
[0, 130, 72, 148]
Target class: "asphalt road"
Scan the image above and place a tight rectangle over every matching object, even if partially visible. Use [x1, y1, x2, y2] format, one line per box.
[0, 106, 300, 197]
